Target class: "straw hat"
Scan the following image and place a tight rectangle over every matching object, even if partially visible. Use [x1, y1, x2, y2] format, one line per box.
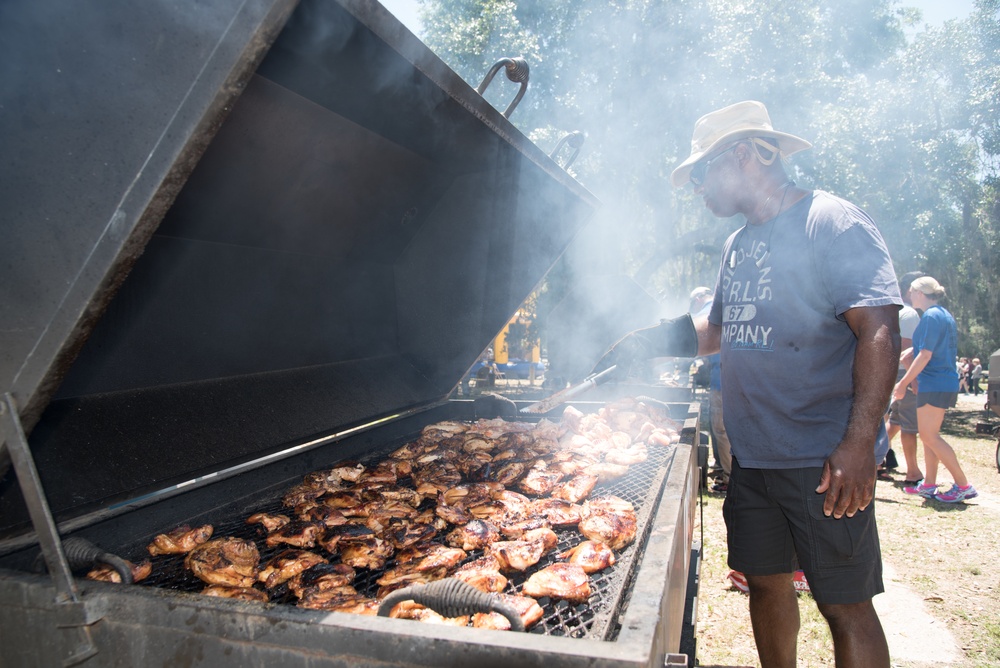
[671, 101, 812, 187]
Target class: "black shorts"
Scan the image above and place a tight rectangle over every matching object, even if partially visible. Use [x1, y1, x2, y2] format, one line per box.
[916, 392, 958, 409]
[723, 458, 884, 605]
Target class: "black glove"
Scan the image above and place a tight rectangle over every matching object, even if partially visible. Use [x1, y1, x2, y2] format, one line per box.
[473, 393, 519, 419]
[592, 314, 699, 378]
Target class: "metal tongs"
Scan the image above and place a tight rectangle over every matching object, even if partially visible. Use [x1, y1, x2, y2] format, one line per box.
[520, 365, 618, 414]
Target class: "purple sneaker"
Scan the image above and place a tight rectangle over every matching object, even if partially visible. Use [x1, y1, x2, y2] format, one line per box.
[934, 484, 978, 503]
[904, 482, 938, 498]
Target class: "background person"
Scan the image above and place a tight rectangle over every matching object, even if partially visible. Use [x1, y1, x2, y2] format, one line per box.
[895, 277, 978, 503]
[971, 357, 982, 395]
[885, 270, 925, 484]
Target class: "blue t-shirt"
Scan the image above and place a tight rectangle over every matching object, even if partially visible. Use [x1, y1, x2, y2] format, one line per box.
[911, 305, 959, 392]
[709, 191, 901, 469]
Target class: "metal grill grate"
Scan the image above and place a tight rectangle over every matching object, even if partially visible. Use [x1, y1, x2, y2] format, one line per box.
[132, 426, 678, 640]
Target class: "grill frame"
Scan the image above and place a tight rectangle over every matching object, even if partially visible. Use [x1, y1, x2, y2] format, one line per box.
[0, 399, 700, 667]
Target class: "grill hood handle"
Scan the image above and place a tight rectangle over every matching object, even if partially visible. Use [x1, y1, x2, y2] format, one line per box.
[475, 57, 529, 118]
[377, 578, 525, 631]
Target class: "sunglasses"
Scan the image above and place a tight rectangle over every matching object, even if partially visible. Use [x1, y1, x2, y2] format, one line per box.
[689, 143, 740, 187]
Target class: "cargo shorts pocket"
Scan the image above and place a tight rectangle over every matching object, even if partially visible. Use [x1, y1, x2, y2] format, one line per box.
[804, 494, 873, 568]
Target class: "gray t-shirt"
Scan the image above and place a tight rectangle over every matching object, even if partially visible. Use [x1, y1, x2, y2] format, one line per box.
[709, 190, 901, 468]
[898, 304, 920, 371]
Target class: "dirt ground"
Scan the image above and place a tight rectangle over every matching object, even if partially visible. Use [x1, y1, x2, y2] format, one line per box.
[694, 393, 1000, 668]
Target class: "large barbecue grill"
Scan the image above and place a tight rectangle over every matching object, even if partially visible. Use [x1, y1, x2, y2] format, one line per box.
[0, 0, 701, 666]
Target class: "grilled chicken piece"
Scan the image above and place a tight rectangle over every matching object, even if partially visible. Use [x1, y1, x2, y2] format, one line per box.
[264, 521, 322, 549]
[282, 483, 326, 509]
[454, 451, 494, 476]
[185, 538, 260, 588]
[388, 601, 470, 626]
[362, 485, 423, 508]
[339, 537, 394, 570]
[547, 450, 597, 476]
[550, 473, 599, 504]
[521, 563, 591, 603]
[499, 516, 551, 539]
[376, 567, 449, 599]
[435, 502, 472, 526]
[364, 500, 420, 534]
[560, 405, 586, 433]
[411, 463, 463, 497]
[578, 510, 637, 551]
[487, 539, 545, 572]
[451, 556, 508, 593]
[86, 559, 152, 584]
[480, 459, 529, 486]
[466, 500, 508, 524]
[323, 490, 364, 509]
[384, 522, 437, 550]
[200, 585, 269, 602]
[297, 505, 350, 528]
[646, 428, 678, 446]
[490, 489, 532, 517]
[521, 527, 558, 554]
[471, 594, 545, 630]
[257, 550, 327, 589]
[460, 435, 494, 454]
[421, 421, 469, 438]
[446, 519, 501, 551]
[246, 513, 291, 533]
[297, 590, 379, 615]
[530, 498, 582, 528]
[288, 562, 356, 598]
[604, 444, 648, 466]
[516, 462, 564, 496]
[582, 461, 630, 483]
[441, 483, 498, 509]
[557, 540, 616, 573]
[584, 496, 634, 516]
[147, 524, 213, 556]
[394, 542, 467, 570]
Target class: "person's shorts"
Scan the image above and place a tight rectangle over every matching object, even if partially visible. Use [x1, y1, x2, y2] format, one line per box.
[916, 392, 958, 409]
[888, 386, 918, 434]
[723, 457, 884, 605]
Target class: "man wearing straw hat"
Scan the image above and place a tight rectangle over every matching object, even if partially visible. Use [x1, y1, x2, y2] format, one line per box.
[595, 101, 901, 667]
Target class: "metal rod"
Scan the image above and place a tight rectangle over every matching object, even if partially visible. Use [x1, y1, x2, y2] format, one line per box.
[0, 393, 80, 602]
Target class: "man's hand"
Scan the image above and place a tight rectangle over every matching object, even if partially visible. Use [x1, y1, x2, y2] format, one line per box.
[815, 441, 876, 518]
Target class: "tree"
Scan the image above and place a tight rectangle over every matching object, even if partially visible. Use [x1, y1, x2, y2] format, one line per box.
[420, 0, 1000, 358]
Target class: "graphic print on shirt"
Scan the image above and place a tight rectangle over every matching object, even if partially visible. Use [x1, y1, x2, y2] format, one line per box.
[721, 236, 774, 352]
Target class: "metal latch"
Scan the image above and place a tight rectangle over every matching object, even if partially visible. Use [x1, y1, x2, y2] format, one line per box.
[664, 653, 689, 667]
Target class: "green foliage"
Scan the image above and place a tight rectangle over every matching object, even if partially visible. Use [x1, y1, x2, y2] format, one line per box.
[420, 0, 1000, 357]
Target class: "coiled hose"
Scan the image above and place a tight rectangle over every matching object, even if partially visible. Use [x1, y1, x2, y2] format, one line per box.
[377, 578, 525, 632]
[34, 537, 134, 584]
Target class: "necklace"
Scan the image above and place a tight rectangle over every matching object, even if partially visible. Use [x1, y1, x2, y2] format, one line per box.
[753, 180, 793, 225]
[729, 181, 795, 269]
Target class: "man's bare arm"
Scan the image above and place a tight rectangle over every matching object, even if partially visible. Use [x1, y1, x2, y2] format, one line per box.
[815, 305, 900, 518]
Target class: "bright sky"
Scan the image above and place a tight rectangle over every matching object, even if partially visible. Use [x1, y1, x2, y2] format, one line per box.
[378, 0, 978, 36]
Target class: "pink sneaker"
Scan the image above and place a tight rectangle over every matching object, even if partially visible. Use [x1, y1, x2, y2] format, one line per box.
[904, 482, 938, 498]
[933, 483, 978, 503]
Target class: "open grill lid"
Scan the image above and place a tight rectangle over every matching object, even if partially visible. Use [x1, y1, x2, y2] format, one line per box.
[0, 0, 598, 538]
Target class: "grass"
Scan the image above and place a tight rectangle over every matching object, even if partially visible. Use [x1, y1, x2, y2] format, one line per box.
[694, 395, 1000, 667]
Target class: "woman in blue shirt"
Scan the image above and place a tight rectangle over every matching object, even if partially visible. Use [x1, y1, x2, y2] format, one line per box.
[892, 277, 977, 503]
